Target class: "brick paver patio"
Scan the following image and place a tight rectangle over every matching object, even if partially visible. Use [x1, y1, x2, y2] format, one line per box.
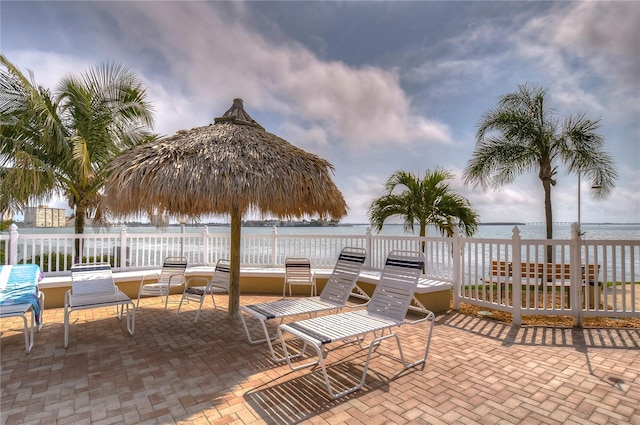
[1, 294, 639, 424]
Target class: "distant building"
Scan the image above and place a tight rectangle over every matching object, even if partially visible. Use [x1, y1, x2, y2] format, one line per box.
[23, 205, 68, 227]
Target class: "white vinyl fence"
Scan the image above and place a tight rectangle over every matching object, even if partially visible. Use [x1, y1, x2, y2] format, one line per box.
[2, 223, 638, 325]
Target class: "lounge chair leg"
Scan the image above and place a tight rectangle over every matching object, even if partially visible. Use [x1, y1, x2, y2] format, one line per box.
[19, 312, 33, 353]
[240, 312, 302, 362]
[240, 311, 271, 344]
[194, 298, 207, 323]
[277, 328, 351, 399]
[126, 304, 136, 335]
[176, 298, 184, 316]
[277, 327, 318, 369]
[28, 309, 35, 353]
[64, 308, 70, 349]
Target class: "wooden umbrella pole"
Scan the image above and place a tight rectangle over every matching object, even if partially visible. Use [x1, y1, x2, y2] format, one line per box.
[228, 204, 242, 319]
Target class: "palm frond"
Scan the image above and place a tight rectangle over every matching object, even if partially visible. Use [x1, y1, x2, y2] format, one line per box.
[464, 82, 617, 238]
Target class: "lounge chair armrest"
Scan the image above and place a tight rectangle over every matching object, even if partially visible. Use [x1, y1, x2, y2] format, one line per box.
[343, 301, 369, 310]
[404, 310, 435, 325]
[184, 277, 208, 289]
[140, 271, 160, 283]
[167, 273, 185, 284]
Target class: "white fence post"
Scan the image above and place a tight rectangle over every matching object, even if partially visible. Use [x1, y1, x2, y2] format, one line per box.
[365, 227, 372, 269]
[202, 226, 209, 264]
[9, 223, 19, 265]
[452, 226, 461, 310]
[271, 226, 278, 266]
[119, 225, 128, 272]
[512, 226, 522, 326]
[571, 222, 583, 327]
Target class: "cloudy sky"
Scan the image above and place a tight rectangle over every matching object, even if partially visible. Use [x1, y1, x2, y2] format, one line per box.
[2, 1, 639, 225]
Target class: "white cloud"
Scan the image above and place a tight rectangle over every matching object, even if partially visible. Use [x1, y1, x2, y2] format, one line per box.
[4, 2, 637, 225]
[5, 51, 93, 93]
[143, 80, 209, 136]
[544, 2, 638, 84]
[278, 122, 330, 154]
[99, 2, 454, 149]
[515, 2, 639, 115]
[339, 174, 388, 224]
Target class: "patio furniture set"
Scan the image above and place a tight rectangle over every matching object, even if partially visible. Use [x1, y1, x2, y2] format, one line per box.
[1, 247, 436, 399]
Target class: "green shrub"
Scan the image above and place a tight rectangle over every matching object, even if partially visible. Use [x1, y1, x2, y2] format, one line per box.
[24, 253, 116, 272]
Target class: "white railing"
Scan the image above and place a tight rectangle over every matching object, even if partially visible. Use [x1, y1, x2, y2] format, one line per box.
[2, 223, 638, 324]
[455, 224, 639, 324]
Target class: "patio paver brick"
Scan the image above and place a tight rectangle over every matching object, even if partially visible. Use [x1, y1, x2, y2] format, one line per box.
[1, 294, 639, 424]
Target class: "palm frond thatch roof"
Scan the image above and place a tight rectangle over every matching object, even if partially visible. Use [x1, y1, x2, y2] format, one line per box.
[105, 99, 347, 220]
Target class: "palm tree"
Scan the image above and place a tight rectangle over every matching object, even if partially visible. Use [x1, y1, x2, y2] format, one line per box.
[463, 83, 616, 240]
[0, 55, 155, 259]
[368, 168, 479, 238]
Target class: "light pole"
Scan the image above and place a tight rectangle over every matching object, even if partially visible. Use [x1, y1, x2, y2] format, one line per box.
[577, 169, 602, 235]
[576, 169, 603, 320]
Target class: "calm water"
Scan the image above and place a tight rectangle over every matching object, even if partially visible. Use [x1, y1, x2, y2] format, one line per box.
[11, 223, 640, 280]
[14, 223, 640, 240]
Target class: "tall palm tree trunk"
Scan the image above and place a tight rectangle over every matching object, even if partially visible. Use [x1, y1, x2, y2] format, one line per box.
[74, 206, 86, 264]
[419, 223, 427, 273]
[543, 181, 554, 263]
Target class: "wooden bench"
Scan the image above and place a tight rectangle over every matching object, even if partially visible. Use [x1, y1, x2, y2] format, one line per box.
[486, 261, 600, 285]
[484, 261, 511, 284]
[484, 261, 565, 283]
[484, 261, 601, 308]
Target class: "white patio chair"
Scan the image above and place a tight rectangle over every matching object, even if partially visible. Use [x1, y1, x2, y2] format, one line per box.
[240, 247, 367, 361]
[176, 258, 231, 322]
[137, 256, 187, 310]
[277, 250, 435, 399]
[283, 257, 316, 298]
[0, 264, 45, 353]
[65, 263, 135, 348]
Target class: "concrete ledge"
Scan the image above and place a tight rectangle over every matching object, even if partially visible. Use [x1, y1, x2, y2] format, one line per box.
[354, 271, 452, 294]
[352, 271, 452, 313]
[39, 267, 327, 308]
[37, 267, 452, 313]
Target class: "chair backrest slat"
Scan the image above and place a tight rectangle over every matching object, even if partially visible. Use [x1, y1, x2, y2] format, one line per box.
[319, 247, 367, 304]
[208, 259, 231, 291]
[71, 263, 117, 295]
[159, 257, 188, 284]
[366, 250, 424, 322]
[285, 258, 312, 283]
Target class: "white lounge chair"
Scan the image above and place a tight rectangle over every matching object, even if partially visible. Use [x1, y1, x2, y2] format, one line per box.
[176, 258, 231, 322]
[277, 250, 435, 399]
[283, 257, 316, 298]
[240, 247, 367, 361]
[0, 264, 45, 353]
[65, 263, 135, 348]
[137, 256, 187, 310]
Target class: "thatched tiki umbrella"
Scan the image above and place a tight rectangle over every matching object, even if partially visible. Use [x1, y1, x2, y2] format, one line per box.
[104, 99, 347, 318]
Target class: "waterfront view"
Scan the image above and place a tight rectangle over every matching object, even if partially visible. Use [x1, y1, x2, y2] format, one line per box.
[14, 222, 640, 241]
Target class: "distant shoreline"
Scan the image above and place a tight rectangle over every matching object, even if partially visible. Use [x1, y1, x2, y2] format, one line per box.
[10, 221, 640, 230]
